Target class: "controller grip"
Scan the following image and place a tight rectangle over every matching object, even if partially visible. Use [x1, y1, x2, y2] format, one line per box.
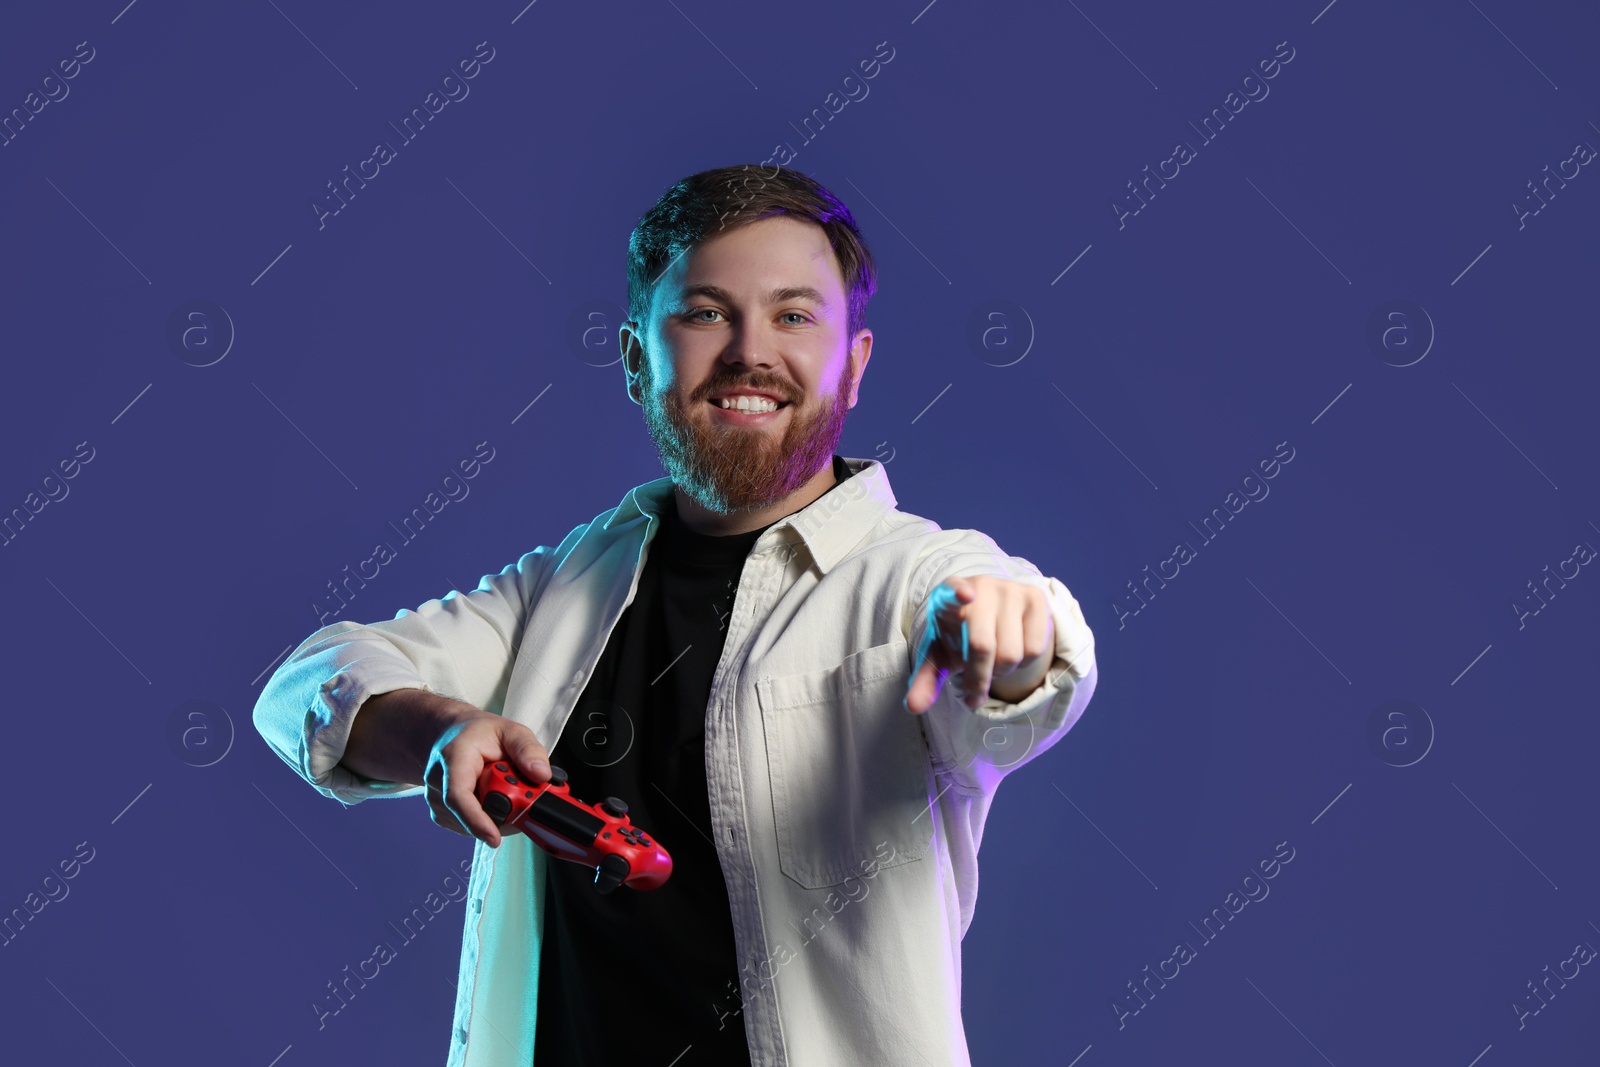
[594, 854, 630, 895]
[481, 789, 512, 825]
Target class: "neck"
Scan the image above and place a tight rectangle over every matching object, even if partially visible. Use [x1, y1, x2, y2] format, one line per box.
[673, 459, 838, 536]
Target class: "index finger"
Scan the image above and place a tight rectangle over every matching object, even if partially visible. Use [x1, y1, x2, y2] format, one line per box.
[448, 755, 508, 847]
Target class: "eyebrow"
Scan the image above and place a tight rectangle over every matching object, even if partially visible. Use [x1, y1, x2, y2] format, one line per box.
[676, 283, 830, 309]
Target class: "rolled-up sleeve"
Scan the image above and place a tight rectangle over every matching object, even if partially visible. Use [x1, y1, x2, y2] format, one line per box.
[252, 541, 565, 806]
[905, 529, 1099, 797]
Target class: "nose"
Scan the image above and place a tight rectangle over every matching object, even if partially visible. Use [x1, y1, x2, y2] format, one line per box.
[719, 325, 778, 372]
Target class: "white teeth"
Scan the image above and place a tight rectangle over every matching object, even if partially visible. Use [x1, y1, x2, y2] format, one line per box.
[717, 396, 780, 413]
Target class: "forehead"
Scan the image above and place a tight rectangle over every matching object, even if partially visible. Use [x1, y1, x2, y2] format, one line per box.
[663, 215, 846, 301]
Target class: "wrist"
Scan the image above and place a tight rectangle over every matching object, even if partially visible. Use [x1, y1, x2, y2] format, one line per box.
[345, 687, 483, 785]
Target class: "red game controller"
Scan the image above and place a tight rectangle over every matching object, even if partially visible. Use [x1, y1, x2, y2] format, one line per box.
[474, 762, 672, 894]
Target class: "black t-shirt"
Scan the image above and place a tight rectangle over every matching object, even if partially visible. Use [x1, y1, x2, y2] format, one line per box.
[533, 456, 854, 1065]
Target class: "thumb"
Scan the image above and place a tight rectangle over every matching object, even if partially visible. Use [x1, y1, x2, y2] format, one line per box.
[904, 655, 945, 715]
[940, 575, 977, 607]
[502, 722, 552, 785]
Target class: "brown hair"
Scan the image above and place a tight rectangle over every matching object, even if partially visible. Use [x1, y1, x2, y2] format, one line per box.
[626, 164, 878, 341]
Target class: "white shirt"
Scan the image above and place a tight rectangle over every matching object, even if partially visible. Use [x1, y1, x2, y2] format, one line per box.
[253, 455, 1098, 1065]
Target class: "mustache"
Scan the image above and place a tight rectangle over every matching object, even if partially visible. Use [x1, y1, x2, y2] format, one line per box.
[695, 377, 796, 404]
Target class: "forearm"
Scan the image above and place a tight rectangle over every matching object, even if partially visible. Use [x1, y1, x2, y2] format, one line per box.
[340, 687, 481, 786]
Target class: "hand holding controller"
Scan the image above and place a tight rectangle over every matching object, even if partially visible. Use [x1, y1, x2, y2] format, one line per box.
[473, 762, 673, 894]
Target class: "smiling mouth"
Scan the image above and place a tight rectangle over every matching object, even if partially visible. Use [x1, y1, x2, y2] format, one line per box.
[706, 397, 791, 414]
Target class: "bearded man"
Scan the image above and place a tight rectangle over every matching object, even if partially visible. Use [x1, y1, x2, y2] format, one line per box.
[255, 163, 1099, 1067]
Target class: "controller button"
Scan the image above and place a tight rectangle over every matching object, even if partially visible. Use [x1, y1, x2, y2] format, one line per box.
[603, 832, 611, 838]
[504, 774, 519, 786]
[548, 765, 568, 785]
[524, 791, 534, 799]
[600, 797, 629, 817]
[494, 762, 509, 772]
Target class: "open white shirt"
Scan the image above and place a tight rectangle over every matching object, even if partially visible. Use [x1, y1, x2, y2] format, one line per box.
[253, 455, 1099, 1065]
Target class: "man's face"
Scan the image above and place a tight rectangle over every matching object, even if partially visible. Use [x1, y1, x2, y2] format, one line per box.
[625, 214, 871, 515]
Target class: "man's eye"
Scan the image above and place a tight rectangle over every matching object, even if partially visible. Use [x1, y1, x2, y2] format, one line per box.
[781, 312, 810, 325]
[688, 309, 723, 323]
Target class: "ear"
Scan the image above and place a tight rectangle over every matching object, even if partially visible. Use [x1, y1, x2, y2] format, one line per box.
[620, 320, 645, 406]
[846, 329, 873, 408]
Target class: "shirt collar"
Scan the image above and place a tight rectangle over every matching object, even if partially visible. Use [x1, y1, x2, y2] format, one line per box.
[601, 456, 897, 575]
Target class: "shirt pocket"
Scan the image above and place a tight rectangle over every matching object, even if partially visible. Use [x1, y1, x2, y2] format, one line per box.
[755, 638, 931, 890]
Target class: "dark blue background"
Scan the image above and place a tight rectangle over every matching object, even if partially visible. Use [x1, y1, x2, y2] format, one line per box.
[2, 1, 1596, 1064]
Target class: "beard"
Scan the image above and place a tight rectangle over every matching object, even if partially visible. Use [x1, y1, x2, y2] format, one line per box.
[639, 355, 856, 515]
